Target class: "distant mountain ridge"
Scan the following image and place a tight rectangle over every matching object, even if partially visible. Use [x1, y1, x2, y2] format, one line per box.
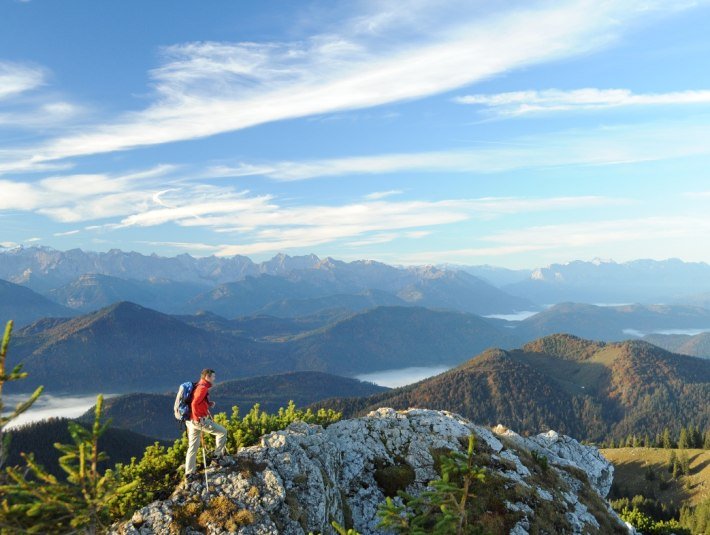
[0, 246, 535, 317]
[504, 258, 710, 303]
[190, 268, 533, 318]
[7, 302, 277, 393]
[6, 302, 514, 393]
[0, 279, 74, 327]
[5, 248, 710, 313]
[515, 302, 710, 341]
[643, 331, 710, 359]
[48, 273, 209, 313]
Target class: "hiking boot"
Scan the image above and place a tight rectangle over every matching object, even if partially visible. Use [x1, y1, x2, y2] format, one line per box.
[185, 473, 201, 485]
[209, 455, 233, 468]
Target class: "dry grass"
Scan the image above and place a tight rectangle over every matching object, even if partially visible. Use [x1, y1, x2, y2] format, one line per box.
[198, 495, 255, 531]
[601, 447, 710, 508]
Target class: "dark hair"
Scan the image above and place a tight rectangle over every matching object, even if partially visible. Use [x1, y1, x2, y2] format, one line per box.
[201, 368, 216, 379]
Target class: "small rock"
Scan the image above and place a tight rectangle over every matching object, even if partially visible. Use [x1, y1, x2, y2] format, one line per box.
[130, 511, 144, 527]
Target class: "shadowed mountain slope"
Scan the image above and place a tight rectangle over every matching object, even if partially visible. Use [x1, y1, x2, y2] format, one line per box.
[175, 310, 339, 340]
[7, 302, 281, 393]
[643, 331, 710, 359]
[48, 273, 208, 313]
[257, 288, 406, 318]
[188, 266, 534, 318]
[516, 302, 710, 341]
[6, 303, 512, 393]
[5, 417, 169, 479]
[0, 278, 74, 327]
[288, 306, 516, 374]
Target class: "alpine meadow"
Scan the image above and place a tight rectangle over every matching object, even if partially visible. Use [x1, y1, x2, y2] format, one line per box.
[2, 1, 710, 534]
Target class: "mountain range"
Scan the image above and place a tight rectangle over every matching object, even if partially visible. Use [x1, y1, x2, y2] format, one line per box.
[313, 334, 710, 442]
[9, 333, 710, 485]
[8, 295, 710, 395]
[48, 273, 209, 313]
[503, 258, 710, 304]
[5, 247, 710, 325]
[0, 246, 535, 318]
[7, 302, 273, 393]
[642, 331, 710, 359]
[5, 302, 514, 393]
[513, 302, 710, 341]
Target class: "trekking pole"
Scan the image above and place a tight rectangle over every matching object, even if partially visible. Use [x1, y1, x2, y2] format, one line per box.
[200, 429, 209, 493]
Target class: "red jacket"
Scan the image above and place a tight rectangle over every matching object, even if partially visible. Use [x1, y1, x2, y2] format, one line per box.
[191, 378, 212, 420]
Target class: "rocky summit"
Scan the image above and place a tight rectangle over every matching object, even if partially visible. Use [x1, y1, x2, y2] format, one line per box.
[112, 408, 629, 535]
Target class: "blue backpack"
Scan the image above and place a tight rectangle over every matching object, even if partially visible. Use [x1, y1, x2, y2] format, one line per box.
[173, 381, 196, 422]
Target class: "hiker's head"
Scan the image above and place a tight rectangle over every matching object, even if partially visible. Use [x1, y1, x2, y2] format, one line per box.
[201, 368, 216, 383]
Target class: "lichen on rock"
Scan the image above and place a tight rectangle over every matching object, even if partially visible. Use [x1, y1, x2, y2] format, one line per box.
[112, 408, 629, 535]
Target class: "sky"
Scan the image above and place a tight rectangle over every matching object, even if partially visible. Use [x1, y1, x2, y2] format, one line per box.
[1, 0, 710, 269]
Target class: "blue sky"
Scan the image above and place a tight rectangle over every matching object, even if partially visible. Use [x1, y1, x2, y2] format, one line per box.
[1, 0, 710, 268]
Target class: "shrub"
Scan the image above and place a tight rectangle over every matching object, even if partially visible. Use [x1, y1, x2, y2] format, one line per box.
[1, 396, 138, 534]
[377, 435, 487, 535]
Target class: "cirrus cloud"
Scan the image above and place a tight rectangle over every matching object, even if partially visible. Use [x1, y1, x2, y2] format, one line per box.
[454, 88, 710, 116]
[2, 0, 699, 171]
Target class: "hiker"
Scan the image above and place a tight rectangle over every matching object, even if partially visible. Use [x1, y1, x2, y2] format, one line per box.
[185, 368, 228, 481]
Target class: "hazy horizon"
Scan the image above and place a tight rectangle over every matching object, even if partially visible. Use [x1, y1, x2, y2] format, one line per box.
[3, 243, 710, 272]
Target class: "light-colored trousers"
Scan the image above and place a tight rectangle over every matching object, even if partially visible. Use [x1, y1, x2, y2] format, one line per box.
[185, 418, 227, 475]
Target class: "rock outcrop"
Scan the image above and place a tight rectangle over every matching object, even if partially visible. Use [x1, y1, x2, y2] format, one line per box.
[113, 408, 629, 535]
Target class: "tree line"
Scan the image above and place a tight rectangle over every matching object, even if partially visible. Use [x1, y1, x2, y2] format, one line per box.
[602, 425, 710, 449]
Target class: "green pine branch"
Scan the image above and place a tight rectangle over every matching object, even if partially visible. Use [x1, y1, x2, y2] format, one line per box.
[0, 320, 44, 471]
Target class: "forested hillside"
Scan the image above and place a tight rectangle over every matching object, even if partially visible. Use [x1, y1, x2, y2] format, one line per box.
[6, 303, 513, 393]
[0, 279, 73, 327]
[5, 417, 169, 479]
[314, 334, 710, 442]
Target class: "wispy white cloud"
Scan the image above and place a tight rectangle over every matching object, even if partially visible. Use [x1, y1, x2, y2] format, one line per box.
[0, 154, 633, 256]
[115, 194, 624, 256]
[53, 230, 80, 236]
[0, 242, 18, 248]
[401, 216, 710, 263]
[364, 190, 403, 200]
[216, 120, 710, 180]
[0, 157, 73, 176]
[0, 101, 85, 129]
[25, 237, 41, 242]
[347, 233, 401, 247]
[0, 164, 178, 222]
[136, 240, 221, 252]
[405, 230, 432, 239]
[2, 0, 694, 170]
[0, 60, 86, 134]
[454, 88, 710, 116]
[346, 229, 431, 247]
[0, 61, 45, 100]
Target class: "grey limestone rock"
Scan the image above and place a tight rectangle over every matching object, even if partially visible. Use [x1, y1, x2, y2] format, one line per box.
[112, 409, 630, 535]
